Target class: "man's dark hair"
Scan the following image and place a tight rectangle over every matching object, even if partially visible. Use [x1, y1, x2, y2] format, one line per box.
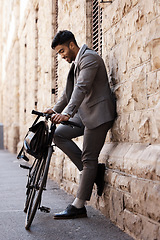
[51, 30, 78, 49]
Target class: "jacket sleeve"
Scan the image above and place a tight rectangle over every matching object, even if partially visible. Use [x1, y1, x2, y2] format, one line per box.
[64, 53, 99, 117]
[53, 90, 68, 113]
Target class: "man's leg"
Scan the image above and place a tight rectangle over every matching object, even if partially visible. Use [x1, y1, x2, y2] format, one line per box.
[76, 120, 114, 201]
[53, 113, 84, 171]
[54, 120, 113, 219]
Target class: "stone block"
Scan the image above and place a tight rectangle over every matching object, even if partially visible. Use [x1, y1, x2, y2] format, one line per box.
[147, 70, 158, 95]
[106, 170, 118, 187]
[50, 149, 64, 183]
[137, 111, 152, 143]
[154, 107, 160, 140]
[141, 0, 157, 23]
[151, 38, 160, 70]
[123, 193, 134, 212]
[63, 157, 79, 184]
[62, 179, 78, 197]
[115, 80, 133, 114]
[123, 9, 138, 37]
[96, 187, 110, 217]
[103, 1, 123, 32]
[124, 143, 147, 174]
[107, 169, 131, 193]
[141, 218, 159, 240]
[155, 1, 160, 16]
[114, 175, 131, 192]
[132, 78, 148, 110]
[104, 28, 116, 51]
[127, 30, 150, 69]
[124, 209, 142, 238]
[130, 178, 148, 215]
[99, 142, 118, 163]
[135, 6, 146, 31]
[147, 92, 160, 110]
[107, 143, 132, 171]
[137, 144, 160, 179]
[125, 143, 160, 179]
[124, 209, 160, 240]
[145, 183, 160, 222]
[130, 176, 160, 223]
[121, 0, 132, 17]
[132, 0, 139, 7]
[156, 157, 160, 177]
[111, 113, 131, 142]
[158, 228, 160, 240]
[109, 188, 124, 230]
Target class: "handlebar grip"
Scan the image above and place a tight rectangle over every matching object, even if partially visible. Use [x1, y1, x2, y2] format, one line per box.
[31, 110, 44, 116]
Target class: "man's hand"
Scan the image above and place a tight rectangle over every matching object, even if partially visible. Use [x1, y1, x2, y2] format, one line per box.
[44, 108, 55, 114]
[51, 113, 69, 124]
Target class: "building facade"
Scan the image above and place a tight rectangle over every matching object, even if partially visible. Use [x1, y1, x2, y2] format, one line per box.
[0, 0, 160, 239]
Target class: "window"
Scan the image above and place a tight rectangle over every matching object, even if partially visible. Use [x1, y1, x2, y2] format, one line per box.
[54, 0, 58, 98]
[92, 0, 102, 56]
[51, 0, 58, 102]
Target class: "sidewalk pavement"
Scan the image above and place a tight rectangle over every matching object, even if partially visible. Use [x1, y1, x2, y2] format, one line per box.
[0, 150, 134, 240]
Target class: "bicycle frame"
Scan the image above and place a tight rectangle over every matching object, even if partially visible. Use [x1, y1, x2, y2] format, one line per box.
[19, 110, 81, 230]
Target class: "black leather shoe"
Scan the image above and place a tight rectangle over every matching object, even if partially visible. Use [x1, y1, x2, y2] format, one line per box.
[54, 204, 87, 219]
[95, 163, 105, 196]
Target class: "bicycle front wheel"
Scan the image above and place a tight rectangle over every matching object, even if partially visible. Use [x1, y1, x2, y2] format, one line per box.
[25, 147, 53, 230]
[24, 159, 41, 213]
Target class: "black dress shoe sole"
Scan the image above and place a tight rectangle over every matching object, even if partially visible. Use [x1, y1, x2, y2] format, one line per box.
[54, 213, 87, 220]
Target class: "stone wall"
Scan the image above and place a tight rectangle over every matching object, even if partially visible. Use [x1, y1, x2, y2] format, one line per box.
[0, 0, 160, 239]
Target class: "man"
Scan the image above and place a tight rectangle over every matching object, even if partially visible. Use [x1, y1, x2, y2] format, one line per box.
[45, 30, 116, 219]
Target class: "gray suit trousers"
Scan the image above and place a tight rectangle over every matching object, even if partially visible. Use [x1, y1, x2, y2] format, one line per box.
[53, 113, 113, 201]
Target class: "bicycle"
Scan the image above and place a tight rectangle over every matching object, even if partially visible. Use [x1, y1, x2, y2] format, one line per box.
[17, 110, 80, 230]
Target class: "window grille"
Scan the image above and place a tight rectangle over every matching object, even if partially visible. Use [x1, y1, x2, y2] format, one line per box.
[55, 0, 58, 98]
[92, 0, 102, 56]
[52, 0, 58, 99]
[55, 0, 58, 97]
[54, 53, 58, 98]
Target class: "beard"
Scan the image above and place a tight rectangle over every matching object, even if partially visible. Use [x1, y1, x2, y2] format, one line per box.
[67, 48, 76, 63]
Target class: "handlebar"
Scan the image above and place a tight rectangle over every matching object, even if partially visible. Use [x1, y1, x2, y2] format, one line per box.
[32, 110, 45, 117]
[31, 110, 81, 128]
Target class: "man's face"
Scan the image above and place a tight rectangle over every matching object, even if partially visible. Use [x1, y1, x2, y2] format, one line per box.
[55, 43, 76, 63]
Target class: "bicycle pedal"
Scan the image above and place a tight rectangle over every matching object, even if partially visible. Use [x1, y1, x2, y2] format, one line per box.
[20, 164, 31, 170]
[39, 206, 50, 213]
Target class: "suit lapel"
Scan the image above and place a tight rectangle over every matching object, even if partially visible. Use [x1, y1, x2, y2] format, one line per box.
[66, 45, 88, 102]
[74, 44, 88, 74]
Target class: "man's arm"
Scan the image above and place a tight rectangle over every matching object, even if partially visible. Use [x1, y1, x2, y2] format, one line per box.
[52, 89, 68, 113]
[64, 53, 99, 117]
[44, 89, 69, 123]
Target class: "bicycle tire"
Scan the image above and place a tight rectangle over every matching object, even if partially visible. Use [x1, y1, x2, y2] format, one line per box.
[24, 159, 41, 213]
[25, 147, 53, 230]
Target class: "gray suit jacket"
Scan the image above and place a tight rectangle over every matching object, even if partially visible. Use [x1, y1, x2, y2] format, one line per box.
[53, 44, 116, 129]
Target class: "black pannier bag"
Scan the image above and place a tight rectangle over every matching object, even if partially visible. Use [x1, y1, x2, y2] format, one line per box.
[17, 116, 49, 160]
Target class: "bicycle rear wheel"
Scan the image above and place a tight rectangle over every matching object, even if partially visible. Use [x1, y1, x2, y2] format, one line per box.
[25, 147, 53, 230]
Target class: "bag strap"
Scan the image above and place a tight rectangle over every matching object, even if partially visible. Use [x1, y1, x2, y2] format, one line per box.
[17, 115, 40, 161]
[17, 146, 29, 161]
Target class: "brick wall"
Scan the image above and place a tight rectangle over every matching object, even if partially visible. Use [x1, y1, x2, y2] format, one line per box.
[0, 0, 160, 239]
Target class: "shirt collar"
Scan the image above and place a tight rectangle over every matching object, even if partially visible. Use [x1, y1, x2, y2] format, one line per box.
[74, 44, 88, 65]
